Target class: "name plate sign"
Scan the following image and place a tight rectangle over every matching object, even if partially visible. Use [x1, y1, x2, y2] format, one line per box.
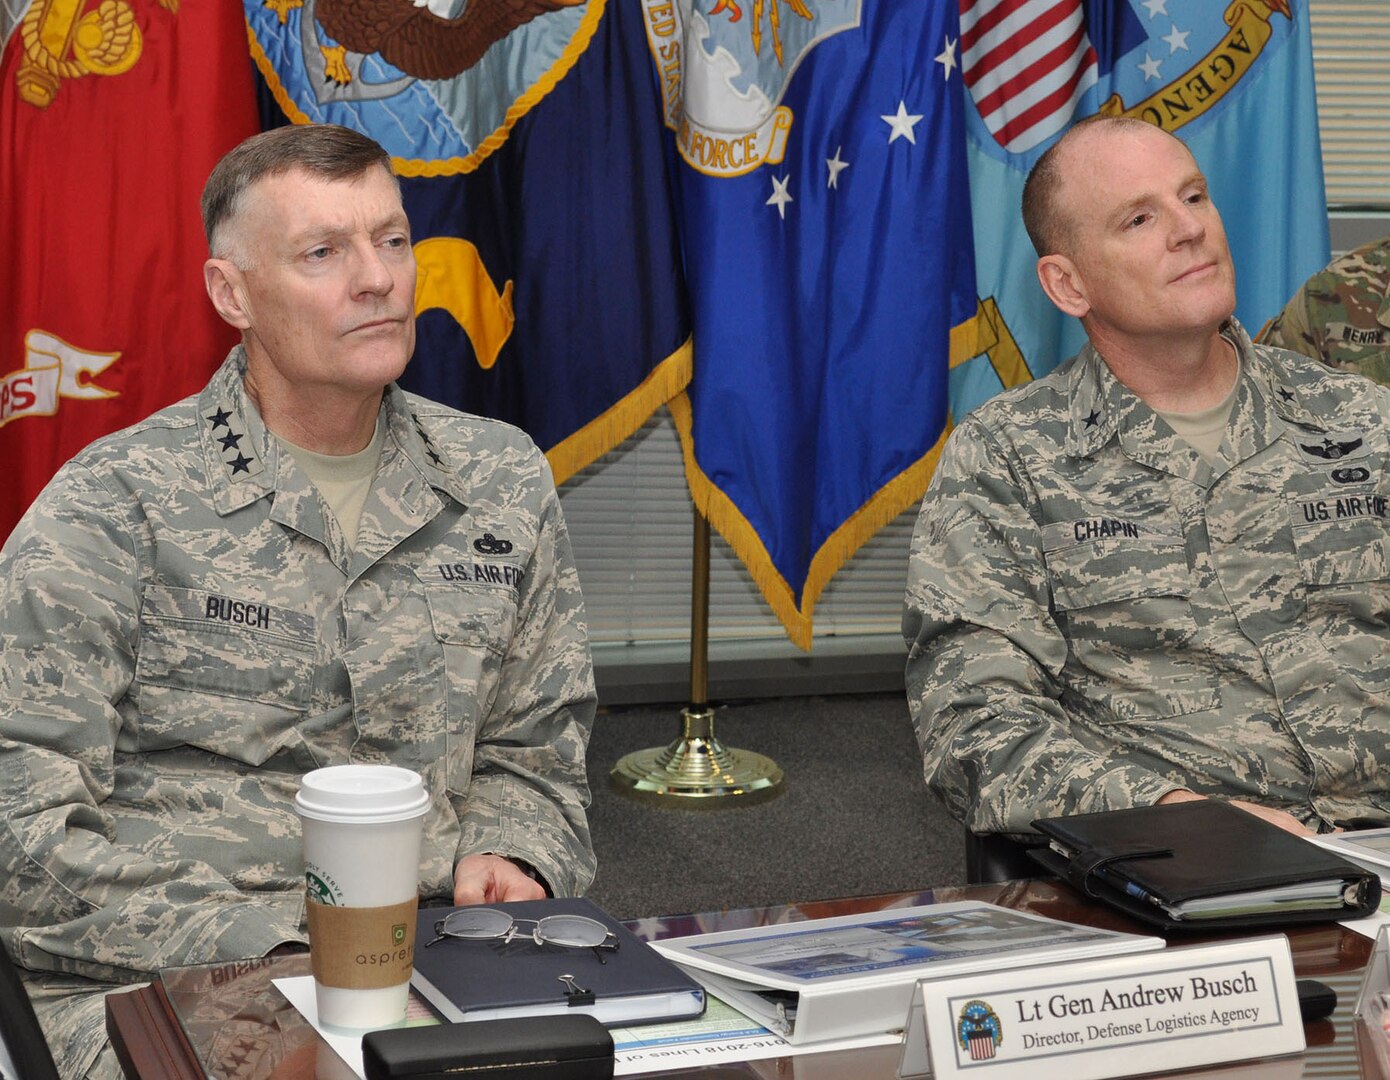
[899, 936, 1302, 1079]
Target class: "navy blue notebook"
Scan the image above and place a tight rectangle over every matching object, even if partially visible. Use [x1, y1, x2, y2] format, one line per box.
[410, 898, 706, 1027]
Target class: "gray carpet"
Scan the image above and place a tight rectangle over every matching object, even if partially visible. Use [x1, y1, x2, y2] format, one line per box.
[584, 691, 966, 920]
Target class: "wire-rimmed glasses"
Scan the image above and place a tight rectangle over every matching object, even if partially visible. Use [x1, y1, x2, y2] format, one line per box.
[426, 907, 620, 963]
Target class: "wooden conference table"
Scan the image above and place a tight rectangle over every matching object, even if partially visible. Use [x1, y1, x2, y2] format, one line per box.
[106, 878, 1385, 1079]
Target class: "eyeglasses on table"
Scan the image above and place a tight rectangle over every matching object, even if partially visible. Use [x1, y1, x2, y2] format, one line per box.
[425, 907, 620, 962]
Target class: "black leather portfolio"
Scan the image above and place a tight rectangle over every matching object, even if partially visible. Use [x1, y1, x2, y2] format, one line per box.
[1030, 800, 1381, 931]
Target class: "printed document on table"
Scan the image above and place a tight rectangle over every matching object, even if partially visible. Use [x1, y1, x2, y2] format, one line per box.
[1308, 831, 1390, 938]
[273, 976, 895, 1077]
[609, 994, 898, 1075]
[651, 900, 1164, 1044]
[1310, 827, 1390, 877]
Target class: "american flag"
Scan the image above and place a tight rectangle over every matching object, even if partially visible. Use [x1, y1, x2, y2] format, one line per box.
[960, 0, 1098, 154]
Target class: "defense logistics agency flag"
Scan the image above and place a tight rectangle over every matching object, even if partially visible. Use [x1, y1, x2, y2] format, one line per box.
[0, 0, 259, 540]
[245, 0, 691, 483]
[955, 0, 1330, 418]
[642, 0, 978, 649]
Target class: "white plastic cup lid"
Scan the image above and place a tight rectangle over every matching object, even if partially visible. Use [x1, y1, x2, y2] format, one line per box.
[294, 765, 430, 824]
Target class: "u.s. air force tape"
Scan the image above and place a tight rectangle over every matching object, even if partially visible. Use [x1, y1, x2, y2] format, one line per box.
[306, 896, 418, 990]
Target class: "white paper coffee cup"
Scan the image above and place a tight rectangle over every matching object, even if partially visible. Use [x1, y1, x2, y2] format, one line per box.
[295, 764, 430, 1032]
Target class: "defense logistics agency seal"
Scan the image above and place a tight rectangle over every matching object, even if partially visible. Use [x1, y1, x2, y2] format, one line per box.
[957, 999, 1002, 1062]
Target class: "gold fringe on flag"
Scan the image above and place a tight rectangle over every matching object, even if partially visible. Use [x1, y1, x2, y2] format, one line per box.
[547, 336, 693, 485]
[671, 306, 992, 651]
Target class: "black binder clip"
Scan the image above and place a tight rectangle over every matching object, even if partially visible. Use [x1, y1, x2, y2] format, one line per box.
[558, 973, 595, 1007]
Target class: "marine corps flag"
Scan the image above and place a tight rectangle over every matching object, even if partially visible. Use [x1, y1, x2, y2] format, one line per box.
[0, 0, 259, 541]
[641, 0, 979, 648]
[244, 0, 690, 483]
[954, 0, 1330, 418]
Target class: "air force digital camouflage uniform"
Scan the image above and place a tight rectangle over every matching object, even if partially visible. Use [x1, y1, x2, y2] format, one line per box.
[0, 348, 596, 1077]
[905, 320, 1390, 836]
[1261, 238, 1390, 386]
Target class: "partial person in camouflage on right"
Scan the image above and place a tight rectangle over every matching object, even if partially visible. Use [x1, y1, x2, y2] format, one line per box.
[1259, 237, 1390, 385]
[904, 117, 1390, 843]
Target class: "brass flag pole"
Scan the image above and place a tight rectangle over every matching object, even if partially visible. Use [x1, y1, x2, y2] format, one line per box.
[609, 506, 784, 804]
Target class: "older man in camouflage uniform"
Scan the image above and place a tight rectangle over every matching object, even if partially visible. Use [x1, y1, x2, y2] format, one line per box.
[905, 116, 1390, 842]
[1260, 237, 1390, 385]
[0, 125, 596, 1078]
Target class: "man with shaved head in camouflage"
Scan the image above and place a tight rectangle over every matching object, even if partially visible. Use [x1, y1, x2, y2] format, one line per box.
[905, 116, 1390, 845]
[0, 124, 596, 1078]
[1260, 238, 1390, 386]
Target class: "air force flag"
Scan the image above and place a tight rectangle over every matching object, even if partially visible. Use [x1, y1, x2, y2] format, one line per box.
[643, 0, 979, 648]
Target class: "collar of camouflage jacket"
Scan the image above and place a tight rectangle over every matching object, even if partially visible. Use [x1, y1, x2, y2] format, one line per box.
[1064, 319, 1332, 480]
[196, 347, 470, 523]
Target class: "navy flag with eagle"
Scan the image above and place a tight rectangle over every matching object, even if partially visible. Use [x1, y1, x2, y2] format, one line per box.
[244, 0, 691, 483]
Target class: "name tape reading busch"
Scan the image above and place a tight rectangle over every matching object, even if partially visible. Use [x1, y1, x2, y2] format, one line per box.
[899, 936, 1302, 1079]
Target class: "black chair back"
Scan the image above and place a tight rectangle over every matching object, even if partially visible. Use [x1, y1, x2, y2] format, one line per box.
[0, 948, 61, 1080]
[964, 829, 1044, 884]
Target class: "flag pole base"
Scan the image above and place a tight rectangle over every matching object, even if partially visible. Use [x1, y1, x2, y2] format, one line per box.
[609, 705, 784, 806]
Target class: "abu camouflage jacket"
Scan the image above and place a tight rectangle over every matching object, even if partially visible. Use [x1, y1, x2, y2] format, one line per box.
[905, 321, 1390, 834]
[0, 347, 596, 986]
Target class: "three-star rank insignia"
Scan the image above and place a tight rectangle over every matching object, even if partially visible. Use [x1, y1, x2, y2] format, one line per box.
[411, 413, 447, 469]
[206, 403, 263, 480]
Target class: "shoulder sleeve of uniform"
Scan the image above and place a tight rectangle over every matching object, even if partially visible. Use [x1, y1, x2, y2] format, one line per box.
[1260, 270, 1335, 362]
[448, 453, 595, 895]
